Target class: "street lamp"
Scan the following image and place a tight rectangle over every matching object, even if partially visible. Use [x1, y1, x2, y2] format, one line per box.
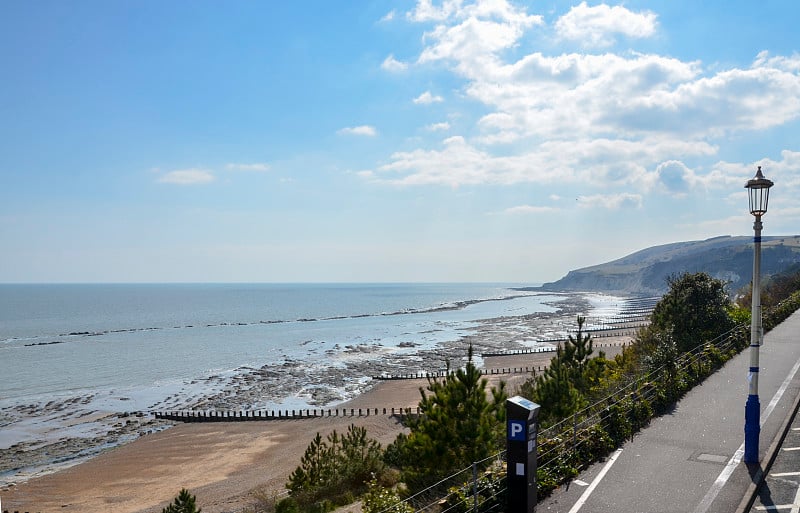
[744, 165, 774, 464]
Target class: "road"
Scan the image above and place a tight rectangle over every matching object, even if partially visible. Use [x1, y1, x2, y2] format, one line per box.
[536, 309, 800, 513]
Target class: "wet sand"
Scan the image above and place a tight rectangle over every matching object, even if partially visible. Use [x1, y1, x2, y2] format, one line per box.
[0, 338, 630, 513]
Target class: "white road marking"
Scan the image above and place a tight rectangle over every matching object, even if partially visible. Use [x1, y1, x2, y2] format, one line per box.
[792, 480, 800, 513]
[783, 447, 800, 452]
[771, 472, 800, 477]
[567, 449, 623, 513]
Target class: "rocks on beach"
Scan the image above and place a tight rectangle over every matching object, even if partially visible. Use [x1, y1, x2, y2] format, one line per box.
[1, 293, 632, 495]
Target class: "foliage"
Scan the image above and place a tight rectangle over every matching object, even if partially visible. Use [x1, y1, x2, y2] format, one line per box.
[383, 432, 409, 468]
[520, 317, 604, 426]
[532, 274, 763, 499]
[440, 462, 507, 513]
[162, 489, 201, 513]
[739, 263, 800, 311]
[428, 271, 795, 504]
[650, 272, 733, 353]
[286, 424, 383, 511]
[526, 351, 584, 423]
[340, 424, 384, 490]
[402, 344, 508, 483]
[278, 269, 800, 511]
[362, 477, 414, 513]
[766, 290, 800, 330]
[274, 497, 300, 513]
[727, 304, 751, 326]
[536, 423, 613, 497]
[643, 331, 680, 398]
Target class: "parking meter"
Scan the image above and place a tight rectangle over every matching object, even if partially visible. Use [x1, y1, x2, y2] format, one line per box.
[506, 396, 540, 512]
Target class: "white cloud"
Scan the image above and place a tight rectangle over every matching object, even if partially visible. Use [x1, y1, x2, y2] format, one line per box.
[370, 134, 715, 189]
[381, 54, 408, 72]
[338, 125, 378, 137]
[711, 152, 800, 204]
[413, 91, 444, 104]
[576, 193, 643, 209]
[375, 135, 559, 186]
[368, 1, 800, 199]
[157, 169, 215, 185]
[469, 52, 704, 142]
[418, 9, 543, 74]
[381, 9, 396, 22]
[225, 163, 270, 172]
[426, 121, 451, 131]
[370, 1, 800, 191]
[555, 2, 658, 48]
[407, 0, 464, 22]
[502, 205, 559, 214]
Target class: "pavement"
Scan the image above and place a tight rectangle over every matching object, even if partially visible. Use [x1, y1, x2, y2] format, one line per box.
[536, 308, 800, 513]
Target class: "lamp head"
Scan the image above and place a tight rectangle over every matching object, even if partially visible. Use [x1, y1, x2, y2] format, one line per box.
[745, 166, 773, 217]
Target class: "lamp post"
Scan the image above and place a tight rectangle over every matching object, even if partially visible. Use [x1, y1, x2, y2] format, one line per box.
[744, 165, 774, 464]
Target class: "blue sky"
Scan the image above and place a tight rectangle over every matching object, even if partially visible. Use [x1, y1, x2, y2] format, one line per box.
[2, 0, 800, 283]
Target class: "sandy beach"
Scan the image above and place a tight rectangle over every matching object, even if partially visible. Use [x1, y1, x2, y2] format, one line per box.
[0, 339, 629, 513]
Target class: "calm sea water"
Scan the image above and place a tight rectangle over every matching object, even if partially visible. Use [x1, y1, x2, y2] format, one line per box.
[0, 284, 621, 453]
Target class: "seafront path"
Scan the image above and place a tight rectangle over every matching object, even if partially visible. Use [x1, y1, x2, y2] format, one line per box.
[537, 308, 800, 513]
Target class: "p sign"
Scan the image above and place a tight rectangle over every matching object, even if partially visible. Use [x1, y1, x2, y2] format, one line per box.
[508, 420, 526, 441]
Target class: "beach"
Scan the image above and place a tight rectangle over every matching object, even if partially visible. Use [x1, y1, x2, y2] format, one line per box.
[0, 339, 629, 513]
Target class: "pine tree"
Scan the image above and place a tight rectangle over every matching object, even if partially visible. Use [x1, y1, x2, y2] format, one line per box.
[340, 424, 384, 489]
[288, 433, 328, 493]
[404, 344, 507, 477]
[530, 347, 585, 421]
[522, 316, 603, 425]
[162, 489, 201, 513]
[286, 424, 384, 505]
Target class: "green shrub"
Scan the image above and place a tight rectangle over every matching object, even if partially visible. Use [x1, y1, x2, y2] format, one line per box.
[275, 497, 299, 513]
[441, 464, 506, 513]
[362, 477, 413, 513]
[162, 489, 201, 513]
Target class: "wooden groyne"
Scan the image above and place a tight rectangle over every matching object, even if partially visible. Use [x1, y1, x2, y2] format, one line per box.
[152, 406, 420, 423]
[373, 366, 544, 380]
[480, 340, 628, 358]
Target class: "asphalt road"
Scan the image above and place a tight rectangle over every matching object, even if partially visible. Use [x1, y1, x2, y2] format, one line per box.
[747, 392, 800, 513]
[536, 309, 800, 513]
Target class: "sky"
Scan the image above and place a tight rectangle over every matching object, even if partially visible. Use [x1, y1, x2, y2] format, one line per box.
[2, 0, 800, 284]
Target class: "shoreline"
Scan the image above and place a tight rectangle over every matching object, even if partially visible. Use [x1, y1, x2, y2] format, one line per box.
[0, 295, 596, 477]
[0, 338, 631, 513]
[0, 293, 640, 512]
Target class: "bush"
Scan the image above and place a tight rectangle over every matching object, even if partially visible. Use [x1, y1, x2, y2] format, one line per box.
[441, 464, 506, 513]
[362, 477, 414, 513]
[275, 497, 299, 513]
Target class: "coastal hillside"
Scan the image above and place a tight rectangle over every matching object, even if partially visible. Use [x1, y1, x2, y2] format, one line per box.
[540, 235, 800, 296]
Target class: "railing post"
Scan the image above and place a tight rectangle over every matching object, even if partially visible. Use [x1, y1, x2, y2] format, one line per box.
[472, 461, 478, 513]
[573, 412, 578, 451]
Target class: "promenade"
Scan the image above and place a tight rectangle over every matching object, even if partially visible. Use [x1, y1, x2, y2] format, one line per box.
[537, 308, 800, 513]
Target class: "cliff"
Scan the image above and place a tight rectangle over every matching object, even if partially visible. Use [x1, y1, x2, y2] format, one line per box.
[540, 235, 800, 296]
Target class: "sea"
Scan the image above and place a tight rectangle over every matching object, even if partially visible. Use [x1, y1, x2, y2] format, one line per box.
[0, 283, 626, 484]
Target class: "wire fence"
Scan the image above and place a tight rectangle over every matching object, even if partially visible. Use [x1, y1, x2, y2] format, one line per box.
[374, 324, 748, 513]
